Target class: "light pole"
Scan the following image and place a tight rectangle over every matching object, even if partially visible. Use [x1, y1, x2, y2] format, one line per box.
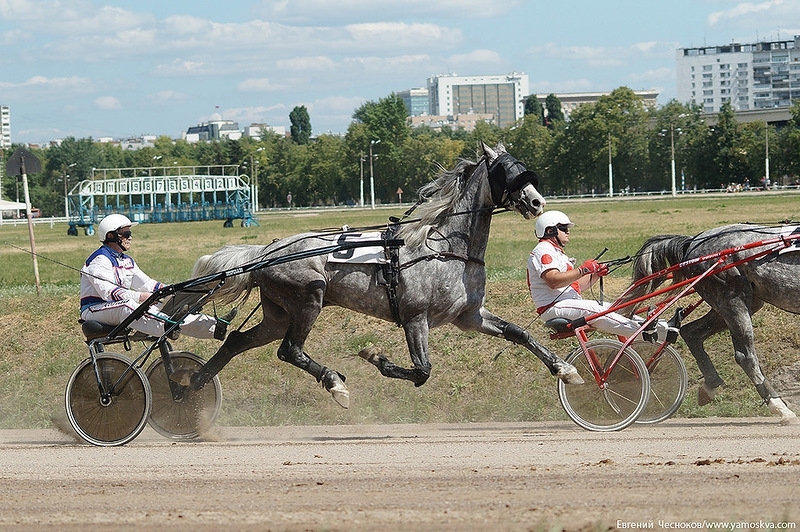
[369, 139, 380, 209]
[607, 133, 613, 198]
[63, 162, 76, 218]
[359, 153, 366, 207]
[765, 122, 770, 188]
[669, 125, 677, 197]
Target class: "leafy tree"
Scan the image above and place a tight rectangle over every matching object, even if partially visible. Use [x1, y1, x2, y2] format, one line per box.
[350, 93, 410, 203]
[290, 105, 312, 145]
[544, 94, 564, 127]
[504, 114, 553, 177]
[524, 96, 544, 125]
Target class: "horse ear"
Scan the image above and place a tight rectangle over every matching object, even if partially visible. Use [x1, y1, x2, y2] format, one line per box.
[481, 141, 499, 163]
[496, 141, 507, 154]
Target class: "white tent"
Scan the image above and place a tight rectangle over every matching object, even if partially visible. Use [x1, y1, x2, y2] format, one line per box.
[0, 198, 29, 218]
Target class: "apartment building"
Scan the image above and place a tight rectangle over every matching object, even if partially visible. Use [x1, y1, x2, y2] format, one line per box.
[677, 35, 800, 113]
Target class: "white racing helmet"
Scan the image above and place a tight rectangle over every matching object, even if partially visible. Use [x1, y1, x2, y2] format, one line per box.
[534, 210, 573, 239]
[98, 214, 138, 243]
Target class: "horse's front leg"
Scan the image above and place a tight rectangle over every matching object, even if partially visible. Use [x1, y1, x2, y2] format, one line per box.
[453, 307, 583, 385]
[359, 314, 432, 387]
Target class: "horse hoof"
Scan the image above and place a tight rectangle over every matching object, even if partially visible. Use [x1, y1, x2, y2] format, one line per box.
[329, 383, 350, 409]
[556, 364, 584, 385]
[697, 384, 717, 406]
[322, 370, 350, 409]
[358, 346, 382, 365]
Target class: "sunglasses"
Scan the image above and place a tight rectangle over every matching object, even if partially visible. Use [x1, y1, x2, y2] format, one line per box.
[556, 224, 570, 234]
[117, 230, 133, 238]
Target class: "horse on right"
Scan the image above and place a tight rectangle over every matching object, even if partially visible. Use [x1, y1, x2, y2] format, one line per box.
[619, 223, 800, 424]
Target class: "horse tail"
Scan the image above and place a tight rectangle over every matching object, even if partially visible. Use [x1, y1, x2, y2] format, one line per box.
[618, 234, 693, 316]
[191, 244, 267, 306]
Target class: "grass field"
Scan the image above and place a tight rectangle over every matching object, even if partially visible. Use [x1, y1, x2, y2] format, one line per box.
[1, 191, 799, 429]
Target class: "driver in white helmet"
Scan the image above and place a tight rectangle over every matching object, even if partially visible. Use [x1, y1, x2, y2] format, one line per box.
[527, 210, 676, 343]
[79, 214, 235, 340]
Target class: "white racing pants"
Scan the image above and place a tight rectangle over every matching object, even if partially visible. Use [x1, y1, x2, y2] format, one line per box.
[540, 298, 642, 339]
[81, 300, 217, 340]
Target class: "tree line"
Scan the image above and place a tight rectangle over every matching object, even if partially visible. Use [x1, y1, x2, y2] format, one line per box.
[4, 87, 800, 217]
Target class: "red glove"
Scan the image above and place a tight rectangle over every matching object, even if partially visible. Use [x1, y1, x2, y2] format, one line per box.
[579, 259, 609, 276]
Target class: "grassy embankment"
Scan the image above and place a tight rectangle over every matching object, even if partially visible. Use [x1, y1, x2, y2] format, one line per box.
[1, 192, 799, 428]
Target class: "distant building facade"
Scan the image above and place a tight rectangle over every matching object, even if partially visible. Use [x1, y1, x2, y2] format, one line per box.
[530, 90, 659, 120]
[1, 106, 10, 148]
[397, 88, 430, 117]
[407, 113, 495, 132]
[244, 123, 286, 139]
[185, 119, 242, 142]
[676, 35, 800, 113]
[427, 73, 528, 128]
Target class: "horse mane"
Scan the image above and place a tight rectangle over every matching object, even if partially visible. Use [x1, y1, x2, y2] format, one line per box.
[618, 234, 693, 316]
[396, 157, 480, 249]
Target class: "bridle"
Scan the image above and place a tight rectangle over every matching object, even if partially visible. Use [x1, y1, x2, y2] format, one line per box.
[486, 153, 540, 207]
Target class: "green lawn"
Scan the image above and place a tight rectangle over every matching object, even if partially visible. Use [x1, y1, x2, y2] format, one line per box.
[1, 191, 799, 429]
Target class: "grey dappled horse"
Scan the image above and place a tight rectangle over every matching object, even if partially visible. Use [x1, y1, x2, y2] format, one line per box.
[188, 142, 583, 407]
[621, 224, 800, 424]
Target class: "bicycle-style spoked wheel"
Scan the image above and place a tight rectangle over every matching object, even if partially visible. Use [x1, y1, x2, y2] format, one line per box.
[145, 351, 222, 440]
[557, 339, 650, 432]
[631, 342, 687, 424]
[65, 353, 152, 446]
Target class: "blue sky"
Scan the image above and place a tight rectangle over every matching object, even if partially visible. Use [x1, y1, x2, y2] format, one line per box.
[1, 0, 799, 145]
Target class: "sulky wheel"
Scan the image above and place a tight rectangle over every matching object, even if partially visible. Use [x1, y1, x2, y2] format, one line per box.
[631, 342, 688, 424]
[557, 339, 650, 432]
[145, 351, 222, 440]
[65, 353, 152, 446]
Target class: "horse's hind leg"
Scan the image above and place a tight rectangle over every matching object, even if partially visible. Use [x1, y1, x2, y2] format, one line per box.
[190, 310, 287, 390]
[680, 309, 729, 405]
[454, 307, 584, 384]
[704, 281, 798, 424]
[275, 281, 350, 408]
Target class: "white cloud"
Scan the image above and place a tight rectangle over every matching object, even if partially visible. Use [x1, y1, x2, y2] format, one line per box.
[257, 0, 521, 24]
[627, 67, 674, 84]
[275, 56, 337, 71]
[238, 78, 287, 92]
[708, 0, 782, 26]
[95, 96, 121, 110]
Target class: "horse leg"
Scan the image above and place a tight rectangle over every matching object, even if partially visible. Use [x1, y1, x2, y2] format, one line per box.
[273, 281, 350, 408]
[704, 277, 799, 424]
[680, 309, 729, 405]
[358, 314, 432, 386]
[724, 308, 798, 425]
[190, 303, 288, 390]
[453, 307, 584, 384]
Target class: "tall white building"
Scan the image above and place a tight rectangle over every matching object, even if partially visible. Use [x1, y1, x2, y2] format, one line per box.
[0, 106, 10, 148]
[677, 36, 800, 113]
[427, 73, 528, 128]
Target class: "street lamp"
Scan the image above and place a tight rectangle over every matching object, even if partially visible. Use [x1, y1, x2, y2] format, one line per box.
[765, 122, 770, 189]
[369, 139, 380, 209]
[62, 162, 77, 218]
[607, 133, 613, 198]
[359, 153, 366, 207]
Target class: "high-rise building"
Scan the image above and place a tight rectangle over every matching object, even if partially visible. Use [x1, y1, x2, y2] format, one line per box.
[427, 73, 528, 128]
[676, 36, 800, 113]
[397, 88, 430, 117]
[0, 106, 10, 148]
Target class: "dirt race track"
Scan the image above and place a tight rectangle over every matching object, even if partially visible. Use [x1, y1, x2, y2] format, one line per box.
[1, 418, 799, 531]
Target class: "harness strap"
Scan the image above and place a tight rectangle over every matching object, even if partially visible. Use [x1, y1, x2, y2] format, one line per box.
[381, 222, 404, 327]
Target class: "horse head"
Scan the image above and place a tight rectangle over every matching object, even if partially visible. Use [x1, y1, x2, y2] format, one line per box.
[482, 141, 545, 219]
